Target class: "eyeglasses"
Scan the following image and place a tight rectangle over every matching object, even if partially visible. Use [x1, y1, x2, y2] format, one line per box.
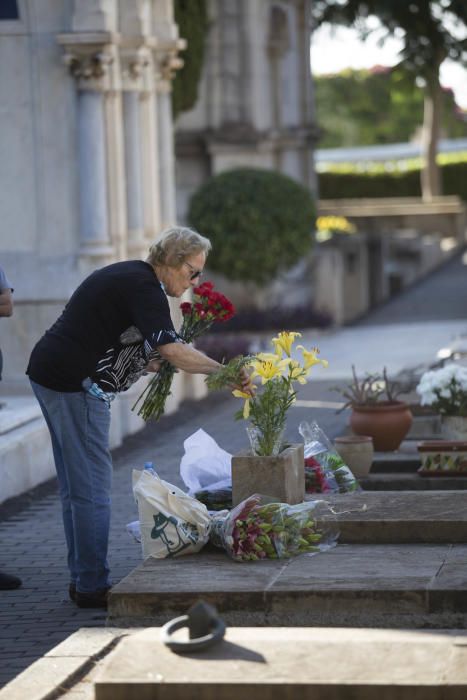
[183, 261, 203, 281]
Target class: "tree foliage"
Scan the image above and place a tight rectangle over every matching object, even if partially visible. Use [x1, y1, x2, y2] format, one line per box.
[312, 1, 467, 76]
[311, 1, 467, 198]
[315, 67, 467, 148]
[188, 168, 316, 286]
[172, 0, 208, 119]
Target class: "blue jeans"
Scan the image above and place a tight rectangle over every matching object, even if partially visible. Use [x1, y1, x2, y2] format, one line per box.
[30, 380, 112, 592]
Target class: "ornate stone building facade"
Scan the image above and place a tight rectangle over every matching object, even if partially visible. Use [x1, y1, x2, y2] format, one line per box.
[0, 0, 193, 443]
[175, 0, 320, 220]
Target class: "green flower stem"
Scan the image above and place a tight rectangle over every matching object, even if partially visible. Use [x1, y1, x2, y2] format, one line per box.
[132, 362, 176, 421]
[248, 372, 296, 456]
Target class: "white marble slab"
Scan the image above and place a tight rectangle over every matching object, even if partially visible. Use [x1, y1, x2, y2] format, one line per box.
[0, 397, 43, 435]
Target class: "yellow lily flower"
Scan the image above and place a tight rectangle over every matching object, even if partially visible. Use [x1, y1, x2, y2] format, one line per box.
[254, 352, 280, 364]
[271, 331, 302, 358]
[232, 389, 251, 418]
[296, 345, 329, 370]
[287, 360, 308, 384]
[250, 356, 289, 384]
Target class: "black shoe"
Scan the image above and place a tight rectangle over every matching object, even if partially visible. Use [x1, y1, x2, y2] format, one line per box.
[75, 587, 110, 609]
[69, 583, 76, 602]
[0, 572, 22, 590]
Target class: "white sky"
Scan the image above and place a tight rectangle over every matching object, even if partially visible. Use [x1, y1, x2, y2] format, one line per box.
[310, 24, 467, 109]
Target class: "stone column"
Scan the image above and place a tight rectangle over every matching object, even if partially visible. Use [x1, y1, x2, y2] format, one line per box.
[121, 46, 152, 256]
[77, 89, 110, 255]
[138, 47, 161, 244]
[154, 44, 184, 228]
[123, 90, 144, 251]
[58, 34, 120, 268]
[298, 0, 320, 194]
[69, 6, 126, 261]
[119, 2, 160, 247]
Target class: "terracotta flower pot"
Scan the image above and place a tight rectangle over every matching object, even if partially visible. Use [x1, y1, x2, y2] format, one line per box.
[350, 401, 413, 452]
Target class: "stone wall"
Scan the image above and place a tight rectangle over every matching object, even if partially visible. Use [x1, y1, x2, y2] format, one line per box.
[0, 1, 205, 446]
[174, 0, 320, 222]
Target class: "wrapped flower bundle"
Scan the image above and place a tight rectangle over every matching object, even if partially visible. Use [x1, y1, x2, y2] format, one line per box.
[304, 455, 336, 493]
[133, 282, 235, 421]
[210, 494, 339, 561]
[300, 421, 360, 494]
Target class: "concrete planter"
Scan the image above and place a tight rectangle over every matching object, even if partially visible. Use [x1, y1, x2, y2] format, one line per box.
[231, 443, 305, 506]
[334, 435, 374, 477]
[441, 416, 467, 441]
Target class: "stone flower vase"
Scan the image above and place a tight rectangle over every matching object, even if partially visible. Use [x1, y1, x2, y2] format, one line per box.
[350, 401, 413, 452]
[440, 415, 467, 441]
[334, 435, 374, 477]
[231, 443, 305, 506]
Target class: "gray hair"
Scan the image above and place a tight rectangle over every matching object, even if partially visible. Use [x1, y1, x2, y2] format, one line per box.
[147, 226, 211, 267]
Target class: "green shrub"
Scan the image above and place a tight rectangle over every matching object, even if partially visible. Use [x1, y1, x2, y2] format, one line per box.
[188, 168, 316, 286]
[319, 156, 467, 201]
[172, 0, 208, 119]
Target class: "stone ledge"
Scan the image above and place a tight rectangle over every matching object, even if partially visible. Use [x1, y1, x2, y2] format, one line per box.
[94, 626, 467, 700]
[319, 196, 465, 216]
[322, 491, 467, 542]
[0, 417, 55, 504]
[0, 397, 42, 435]
[0, 628, 127, 700]
[361, 472, 467, 491]
[107, 544, 467, 629]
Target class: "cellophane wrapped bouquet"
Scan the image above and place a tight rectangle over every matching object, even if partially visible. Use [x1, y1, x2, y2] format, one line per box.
[210, 493, 339, 562]
[299, 421, 360, 494]
[133, 282, 235, 421]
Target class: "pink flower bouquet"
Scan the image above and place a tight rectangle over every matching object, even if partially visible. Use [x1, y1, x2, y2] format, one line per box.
[210, 494, 339, 562]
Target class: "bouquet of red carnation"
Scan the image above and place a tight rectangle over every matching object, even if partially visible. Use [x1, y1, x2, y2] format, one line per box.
[210, 494, 339, 562]
[133, 281, 235, 421]
[304, 456, 335, 494]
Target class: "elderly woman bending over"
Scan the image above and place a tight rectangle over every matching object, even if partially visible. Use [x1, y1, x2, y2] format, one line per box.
[27, 226, 252, 609]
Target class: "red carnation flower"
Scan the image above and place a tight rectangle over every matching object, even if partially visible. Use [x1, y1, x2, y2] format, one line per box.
[180, 302, 192, 316]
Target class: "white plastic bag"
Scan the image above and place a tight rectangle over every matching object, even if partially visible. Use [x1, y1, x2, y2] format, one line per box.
[132, 469, 211, 559]
[299, 421, 360, 494]
[126, 519, 141, 543]
[180, 428, 232, 495]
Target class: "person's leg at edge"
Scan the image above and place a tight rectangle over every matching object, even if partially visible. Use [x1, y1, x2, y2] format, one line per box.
[30, 381, 112, 598]
[0, 349, 22, 590]
[30, 380, 77, 592]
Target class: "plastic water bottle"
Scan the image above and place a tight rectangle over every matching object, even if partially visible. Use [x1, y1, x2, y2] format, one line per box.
[143, 461, 156, 476]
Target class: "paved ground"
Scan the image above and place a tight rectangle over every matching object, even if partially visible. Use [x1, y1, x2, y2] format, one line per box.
[1, 248, 467, 688]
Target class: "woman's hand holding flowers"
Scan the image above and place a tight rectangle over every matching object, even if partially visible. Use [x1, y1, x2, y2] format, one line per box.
[133, 281, 236, 421]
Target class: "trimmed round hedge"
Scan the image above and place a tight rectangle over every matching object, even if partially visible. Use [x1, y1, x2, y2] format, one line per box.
[188, 168, 316, 286]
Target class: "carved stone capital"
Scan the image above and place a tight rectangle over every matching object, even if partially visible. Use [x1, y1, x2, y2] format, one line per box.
[120, 44, 152, 92]
[58, 32, 120, 91]
[154, 38, 186, 89]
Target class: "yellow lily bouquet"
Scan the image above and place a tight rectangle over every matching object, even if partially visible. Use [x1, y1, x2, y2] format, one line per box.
[206, 332, 328, 456]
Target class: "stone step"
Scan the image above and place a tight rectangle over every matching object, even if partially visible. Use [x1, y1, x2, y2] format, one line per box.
[94, 626, 467, 700]
[107, 543, 467, 629]
[318, 491, 467, 543]
[361, 473, 467, 491]
[371, 453, 421, 473]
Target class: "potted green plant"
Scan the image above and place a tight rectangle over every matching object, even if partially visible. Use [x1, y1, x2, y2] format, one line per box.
[334, 366, 413, 452]
[207, 332, 328, 504]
